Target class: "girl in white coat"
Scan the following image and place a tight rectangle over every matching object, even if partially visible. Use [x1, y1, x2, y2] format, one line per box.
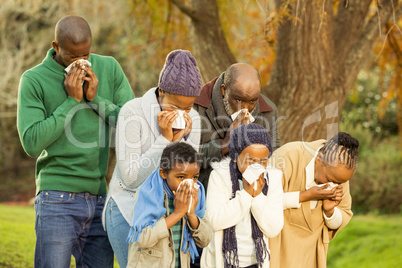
[201, 123, 284, 268]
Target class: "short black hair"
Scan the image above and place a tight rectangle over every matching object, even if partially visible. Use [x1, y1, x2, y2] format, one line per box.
[160, 142, 200, 173]
[319, 132, 359, 169]
[55, 16, 92, 46]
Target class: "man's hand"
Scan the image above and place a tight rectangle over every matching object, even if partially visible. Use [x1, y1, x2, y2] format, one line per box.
[81, 63, 98, 102]
[221, 110, 251, 155]
[64, 63, 85, 102]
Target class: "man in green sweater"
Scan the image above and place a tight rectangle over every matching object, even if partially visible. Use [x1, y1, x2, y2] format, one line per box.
[17, 15, 134, 268]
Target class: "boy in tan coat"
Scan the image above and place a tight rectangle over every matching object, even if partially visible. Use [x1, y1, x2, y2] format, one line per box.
[127, 142, 212, 268]
[268, 132, 359, 268]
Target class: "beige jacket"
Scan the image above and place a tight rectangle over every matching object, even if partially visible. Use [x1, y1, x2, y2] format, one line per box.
[127, 191, 212, 268]
[268, 140, 353, 268]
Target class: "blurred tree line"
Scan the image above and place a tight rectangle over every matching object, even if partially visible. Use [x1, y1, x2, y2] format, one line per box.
[0, 0, 401, 213]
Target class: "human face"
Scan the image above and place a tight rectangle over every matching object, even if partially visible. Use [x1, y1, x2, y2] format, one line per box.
[52, 38, 91, 68]
[314, 158, 355, 185]
[221, 77, 260, 114]
[160, 162, 200, 192]
[235, 144, 269, 174]
[158, 89, 197, 113]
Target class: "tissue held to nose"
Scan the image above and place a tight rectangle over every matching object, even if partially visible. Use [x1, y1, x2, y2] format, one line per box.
[177, 179, 199, 213]
[242, 163, 267, 191]
[318, 182, 338, 190]
[64, 59, 91, 73]
[172, 110, 186, 129]
[64, 59, 92, 86]
[230, 108, 255, 123]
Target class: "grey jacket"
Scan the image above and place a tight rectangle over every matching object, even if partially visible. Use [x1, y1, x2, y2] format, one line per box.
[193, 73, 281, 191]
[127, 191, 212, 268]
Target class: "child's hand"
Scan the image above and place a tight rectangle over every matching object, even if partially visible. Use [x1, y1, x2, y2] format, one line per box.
[186, 186, 199, 216]
[242, 173, 265, 197]
[186, 184, 200, 229]
[173, 182, 191, 217]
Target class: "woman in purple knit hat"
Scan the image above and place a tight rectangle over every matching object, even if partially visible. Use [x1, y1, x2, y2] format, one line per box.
[103, 49, 203, 267]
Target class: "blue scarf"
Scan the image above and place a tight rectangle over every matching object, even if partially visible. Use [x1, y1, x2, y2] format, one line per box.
[127, 169, 206, 262]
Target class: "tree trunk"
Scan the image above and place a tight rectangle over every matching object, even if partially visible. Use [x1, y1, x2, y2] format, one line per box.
[171, 0, 400, 143]
[169, 0, 236, 82]
[267, 0, 399, 142]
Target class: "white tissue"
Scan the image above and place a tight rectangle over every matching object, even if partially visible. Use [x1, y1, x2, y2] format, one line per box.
[172, 110, 186, 129]
[242, 163, 266, 191]
[230, 109, 255, 123]
[64, 59, 92, 86]
[176, 179, 199, 213]
[317, 182, 338, 190]
[64, 59, 91, 73]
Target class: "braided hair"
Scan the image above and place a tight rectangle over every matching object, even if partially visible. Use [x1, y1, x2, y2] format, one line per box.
[319, 132, 359, 168]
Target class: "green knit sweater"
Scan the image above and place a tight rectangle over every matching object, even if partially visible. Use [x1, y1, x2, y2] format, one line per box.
[17, 48, 134, 195]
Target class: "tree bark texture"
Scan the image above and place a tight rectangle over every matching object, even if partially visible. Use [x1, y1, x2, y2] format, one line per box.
[169, 0, 237, 82]
[171, 0, 400, 143]
[268, 0, 400, 142]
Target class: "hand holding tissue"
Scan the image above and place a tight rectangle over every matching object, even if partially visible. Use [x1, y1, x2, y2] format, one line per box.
[176, 179, 200, 213]
[242, 163, 267, 191]
[172, 110, 186, 129]
[65, 59, 92, 86]
[65, 59, 91, 74]
[231, 108, 255, 123]
[318, 182, 338, 190]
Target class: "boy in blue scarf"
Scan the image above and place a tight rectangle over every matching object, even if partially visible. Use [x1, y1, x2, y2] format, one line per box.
[127, 142, 212, 268]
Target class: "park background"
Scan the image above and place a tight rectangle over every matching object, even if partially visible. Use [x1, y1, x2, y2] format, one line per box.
[0, 0, 401, 267]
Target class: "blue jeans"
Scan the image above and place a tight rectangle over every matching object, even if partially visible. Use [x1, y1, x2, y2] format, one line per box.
[34, 191, 114, 268]
[105, 197, 130, 268]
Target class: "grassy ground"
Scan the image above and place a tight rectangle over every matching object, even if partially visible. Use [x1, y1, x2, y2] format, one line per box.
[0, 205, 119, 268]
[327, 214, 402, 267]
[0, 205, 35, 267]
[1, 205, 401, 267]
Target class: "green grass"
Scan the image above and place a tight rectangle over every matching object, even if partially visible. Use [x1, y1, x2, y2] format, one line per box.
[327, 215, 402, 268]
[0, 205, 35, 267]
[1, 205, 401, 267]
[0, 205, 120, 268]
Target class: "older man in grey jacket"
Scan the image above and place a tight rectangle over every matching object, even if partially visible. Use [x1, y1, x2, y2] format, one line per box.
[193, 63, 281, 191]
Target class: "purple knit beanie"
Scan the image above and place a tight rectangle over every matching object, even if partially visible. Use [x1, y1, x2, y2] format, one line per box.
[158, 49, 202, 97]
[229, 123, 273, 162]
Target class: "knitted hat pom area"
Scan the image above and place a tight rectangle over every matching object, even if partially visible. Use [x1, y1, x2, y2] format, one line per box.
[158, 49, 202, 97]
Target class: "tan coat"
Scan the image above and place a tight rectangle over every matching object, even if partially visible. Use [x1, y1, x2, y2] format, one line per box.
[268, 140, 353, 268]
[127, 192, 212, 268]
